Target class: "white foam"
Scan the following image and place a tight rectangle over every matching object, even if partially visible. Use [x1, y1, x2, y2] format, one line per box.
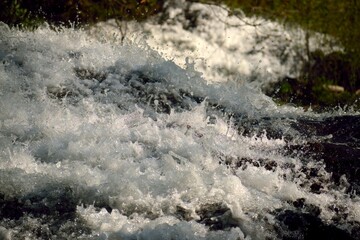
[0, 2, 358, 239]
[91, 0, 340, 88]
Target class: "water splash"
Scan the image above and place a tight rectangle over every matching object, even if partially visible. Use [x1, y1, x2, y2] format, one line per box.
[0, 3, 359, 240]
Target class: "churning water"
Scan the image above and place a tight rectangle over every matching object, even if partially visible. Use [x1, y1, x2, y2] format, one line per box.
[0, 1, 359, 239]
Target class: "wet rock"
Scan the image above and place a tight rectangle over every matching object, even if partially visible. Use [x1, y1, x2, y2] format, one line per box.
[236, 116, 287, 140]
[0, 193, 24, 220]
[320, 143, 360, 193]
[264, 159, 278, 171]
[310, 182, 323, 194]
[175, 205, 193, 221]
[0, 185, 92, 239]
[295, 116, 360, 146]
[0, 185, 76, 220]
[275, 209, 355, 240]
[47, 86, 73, 99]
[121, 70, 203, 114]
[291, 198, 321, 217]
[195, 203, 239, 231]
[328, 204, 350, 223]
[292, 198, 306, 209]
[230, 157, 278, 172]
[273, 177, 359, 239]
[288, 116, 360, 194]
[74, 67, 108, 82]
[219, 108, 360, 197]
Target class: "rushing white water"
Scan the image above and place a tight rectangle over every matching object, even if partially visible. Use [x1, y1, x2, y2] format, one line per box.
[0, 2, 359, 240]
[91, 0, 340, 87]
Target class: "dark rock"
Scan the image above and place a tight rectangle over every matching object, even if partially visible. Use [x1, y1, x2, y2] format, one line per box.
[291, 199, 321, 217]
[0, 185, 77, 220]
[121, 70, 203, 114]
[229, 157, 279, 172]
[0, 193, 24, 220]
[292, 198, 306, 209]
[175, 205, 193, 221]
[74, 67, 107, 82]
[288, 116, 360, 194]
[275, 210, 355, 240]
[0, 184, 93, 239]
[294, 116, 360, 146]
[309, 168, 318, 177]
[310, 182, 323, 194]
[264, 160, 278, 171]
[47, 86, 73, 99]
[196, 203, 239, 231]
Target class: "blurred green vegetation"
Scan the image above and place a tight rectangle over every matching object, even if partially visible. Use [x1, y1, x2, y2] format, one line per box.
[0, 0, 164, 28]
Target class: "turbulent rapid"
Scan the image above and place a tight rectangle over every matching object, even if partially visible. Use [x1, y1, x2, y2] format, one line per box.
[0, 1, 359, 240]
